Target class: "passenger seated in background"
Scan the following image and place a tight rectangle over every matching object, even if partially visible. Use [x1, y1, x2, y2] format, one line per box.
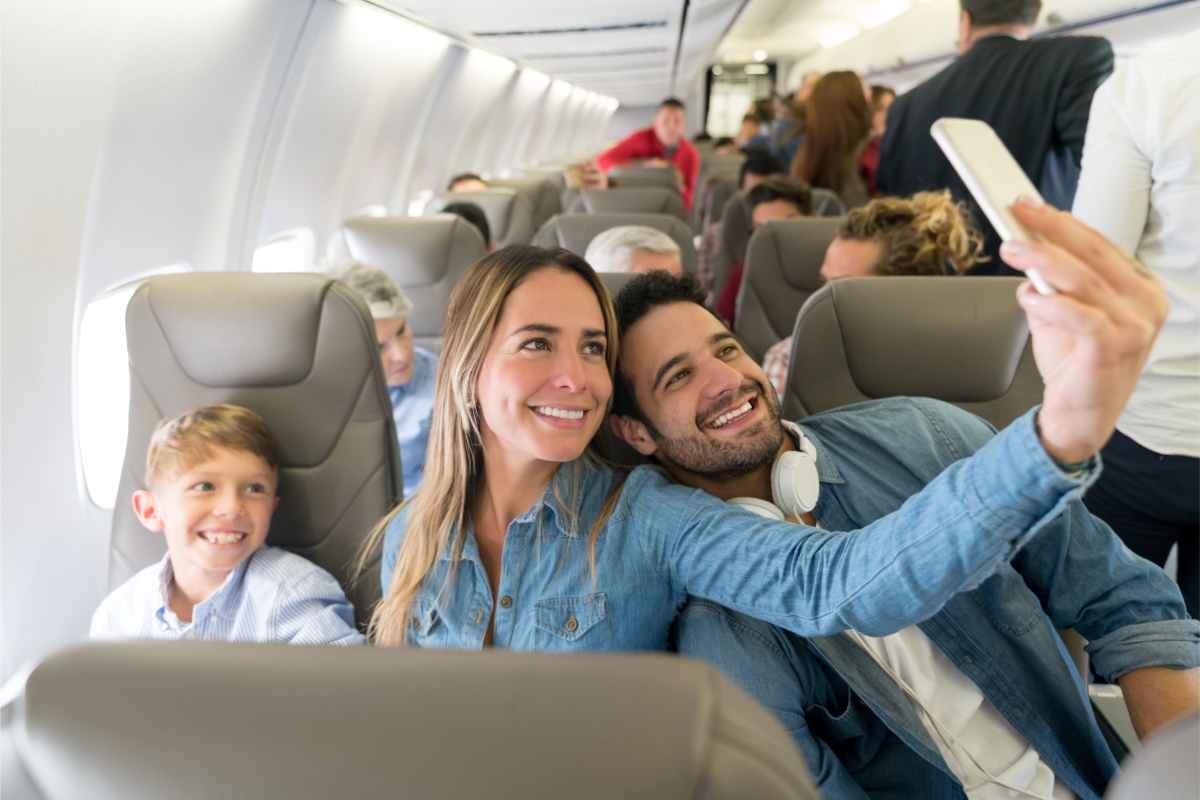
[584, 225, 683, 275]
[712, 136, 738, 155]
[441, 200, 494, 253]
[716, 175, 813, 327]
[333, 261, 438, 499]
[447, 173, 488, 193]
[869, 84, 895, 134]
[698, 150, 785, 296]
[608, 270, 1199, 800]
[790, 71, 878, 209]
[737, 113, 769, 152]
[90, 404, 364, 645]
[596, 98, 701, 210]
[761, 190, 984, 397]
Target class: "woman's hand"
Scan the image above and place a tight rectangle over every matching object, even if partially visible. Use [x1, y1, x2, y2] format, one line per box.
[1000, 196, 1169, 465]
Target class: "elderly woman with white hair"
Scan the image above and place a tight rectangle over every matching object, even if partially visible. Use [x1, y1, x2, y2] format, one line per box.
[583, 225, 683, 275]
[332, 260, 438, 499]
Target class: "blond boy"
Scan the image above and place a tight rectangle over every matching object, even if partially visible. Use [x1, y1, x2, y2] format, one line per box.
[91, 404, 364, 645]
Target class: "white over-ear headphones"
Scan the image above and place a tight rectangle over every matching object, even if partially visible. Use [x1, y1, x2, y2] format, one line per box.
[728, 421, 820, 520]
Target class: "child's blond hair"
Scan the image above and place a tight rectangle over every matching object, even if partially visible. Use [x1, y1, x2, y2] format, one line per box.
[145, 404, 280, 489]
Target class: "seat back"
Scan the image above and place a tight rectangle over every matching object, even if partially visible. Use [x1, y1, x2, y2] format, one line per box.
[784, 277, 1043, 430]
[110, 273, 402, 625]
[702, 177, 737, 232]
[606, 165, 679, 192]
[534, 213, 697, 276]
[425, 189, 536, 247]
[1103, 710, 1198, 800]
[329, 214, 487, 352]
[489, 177, 562, 229]
[706, 153, 745, 183]
[4, 643, 820, 800]
[736, 218, 842, 361]
[568, 188, 688, 223]
[811, 188, 847, 217]
[712, 193, 750, 300]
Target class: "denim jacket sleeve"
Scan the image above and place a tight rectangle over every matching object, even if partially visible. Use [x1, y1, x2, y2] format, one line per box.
[1010, 500, 1200, 681]
[636, 406, 1100, 638]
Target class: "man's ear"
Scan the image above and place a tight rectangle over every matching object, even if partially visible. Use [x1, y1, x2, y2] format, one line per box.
[131, 490, 165, 532]
[610, 414, 660, 457]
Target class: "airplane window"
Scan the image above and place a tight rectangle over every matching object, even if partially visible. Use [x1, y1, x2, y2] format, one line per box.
[354, 204, 388, 218]
[76, 263, 190, 509]
[408, 189, 434, 217]
[251, 227, 316, 273]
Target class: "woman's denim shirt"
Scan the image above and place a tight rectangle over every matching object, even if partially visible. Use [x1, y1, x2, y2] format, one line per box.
[380, 398, 1100, 651]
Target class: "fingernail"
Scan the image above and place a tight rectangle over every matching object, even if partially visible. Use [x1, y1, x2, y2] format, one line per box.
[1001, 241, 1031, 257]
[1016, 193, 1044, 209]
[1017, 282, 1040, 304]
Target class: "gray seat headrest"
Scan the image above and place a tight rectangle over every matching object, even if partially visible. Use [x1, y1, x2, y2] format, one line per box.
[786, 277, 1043, 430]
[606, 165, 679, 192]
[534, 213, 697, 276]
[426, 189, 536, 247]
[568, 188, 688, 223]
[489, 177, 562, 229]
[110, 272, 401, 625]
[5, 643, 820, 800]
[736, 217, 842, 361]
[811, 188, 847, 217]
[329, 214, 486, 352]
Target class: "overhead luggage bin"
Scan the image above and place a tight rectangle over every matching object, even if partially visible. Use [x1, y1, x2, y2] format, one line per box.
[534, 212, 698, 276]
[785, 276, 1043, 431]
[329, 214, 487, 353]
[425, 188, 536, 247]
[109, 272, 402, 625]
[567, 187, 688, 223]
[1, 643, 821, 800]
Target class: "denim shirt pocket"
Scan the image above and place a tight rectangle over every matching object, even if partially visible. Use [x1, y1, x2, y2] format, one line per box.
[408, 598, 445, 648]
[535, 593, 611, 651]
[806, 688, 871, 743]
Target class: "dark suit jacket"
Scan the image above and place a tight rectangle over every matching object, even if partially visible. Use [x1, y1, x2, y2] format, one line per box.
[876, 34, 1114, 274]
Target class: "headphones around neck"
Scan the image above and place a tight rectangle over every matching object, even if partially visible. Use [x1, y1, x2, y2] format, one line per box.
[728, 421, 820, 520]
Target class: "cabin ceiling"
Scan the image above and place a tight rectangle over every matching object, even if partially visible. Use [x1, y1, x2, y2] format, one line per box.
[385, 0, 749, 106]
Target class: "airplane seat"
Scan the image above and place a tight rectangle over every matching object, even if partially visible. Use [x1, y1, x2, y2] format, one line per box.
[810, 188, 847, 217]
[711, 192, 750, 299]
[1, 643, 821, 800]
[489, 177, 562, 229]
[706, 153, 745, 184]
[1103, 710, 1198, 800]
[783, 276, 1043, 431]
[605, 165, 679, 192]
[109, 272, 403, 626]
[328, 213, 487, 353]
[534, 212, 698, 276]
[567, 187, 688, 223]
[425, 188, 536, 247]
[702, 177, 736, 232]
[735, 218, 842, 361]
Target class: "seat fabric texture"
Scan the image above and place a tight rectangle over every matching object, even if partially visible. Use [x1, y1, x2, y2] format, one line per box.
[109, 272, 401, 625]
[3, 643, 821, 800]
[784, 276, 1043, 431]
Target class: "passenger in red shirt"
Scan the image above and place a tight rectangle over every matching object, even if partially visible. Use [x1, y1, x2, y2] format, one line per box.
[596, 98, 701, 210]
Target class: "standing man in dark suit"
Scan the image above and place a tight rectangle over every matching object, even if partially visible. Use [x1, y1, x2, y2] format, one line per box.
[876, 0, 1113, 274]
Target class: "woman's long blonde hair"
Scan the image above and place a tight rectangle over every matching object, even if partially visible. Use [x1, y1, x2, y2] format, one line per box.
[357, 245, 622, 645]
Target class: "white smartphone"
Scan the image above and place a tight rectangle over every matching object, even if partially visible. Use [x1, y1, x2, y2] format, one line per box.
[930, 117, 1055, 295]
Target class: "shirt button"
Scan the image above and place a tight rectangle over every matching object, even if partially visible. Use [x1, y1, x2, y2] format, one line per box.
[499, 596, 512, 608]
[566, 614, 579, 632]
[184, 633, 196, 641]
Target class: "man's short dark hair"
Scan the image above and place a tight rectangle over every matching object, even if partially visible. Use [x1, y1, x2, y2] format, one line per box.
[441, 201, 491, 244]
[714, 136, 735, 148]
[960, 0, 1040, 27]
[738, 150, 785, 190]
[659, 98, 685, 111]
[612, 271, 714, 421]
[746, 175, 813, 215]
[447, 173, 485, 191]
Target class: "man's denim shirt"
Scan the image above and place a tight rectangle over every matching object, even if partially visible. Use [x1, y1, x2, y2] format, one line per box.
[674, 398, 1199, 800]
[382, 398, 1109, 656]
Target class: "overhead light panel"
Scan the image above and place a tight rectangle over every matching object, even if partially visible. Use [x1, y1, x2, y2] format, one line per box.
[712, 65, 723, 75]
[816, 21, 861, 49]
[752, 49, 767, 61]
[745, 64, 769, 74]
[861, 0, 912, 29]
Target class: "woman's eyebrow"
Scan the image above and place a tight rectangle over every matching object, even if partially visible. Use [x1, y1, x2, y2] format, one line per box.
[511, 324, 559, 337]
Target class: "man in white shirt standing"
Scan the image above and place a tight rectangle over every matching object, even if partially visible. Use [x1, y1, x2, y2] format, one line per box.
[1072, 30, 1200, 618]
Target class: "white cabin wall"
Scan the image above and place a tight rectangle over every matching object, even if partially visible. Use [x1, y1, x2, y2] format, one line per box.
[0, 0, 615, 683]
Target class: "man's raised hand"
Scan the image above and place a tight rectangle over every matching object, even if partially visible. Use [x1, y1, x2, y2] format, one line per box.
[1000, 195, 1169, 465]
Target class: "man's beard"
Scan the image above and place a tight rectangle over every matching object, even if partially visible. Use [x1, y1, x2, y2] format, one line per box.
[647, 379, 785, 481]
